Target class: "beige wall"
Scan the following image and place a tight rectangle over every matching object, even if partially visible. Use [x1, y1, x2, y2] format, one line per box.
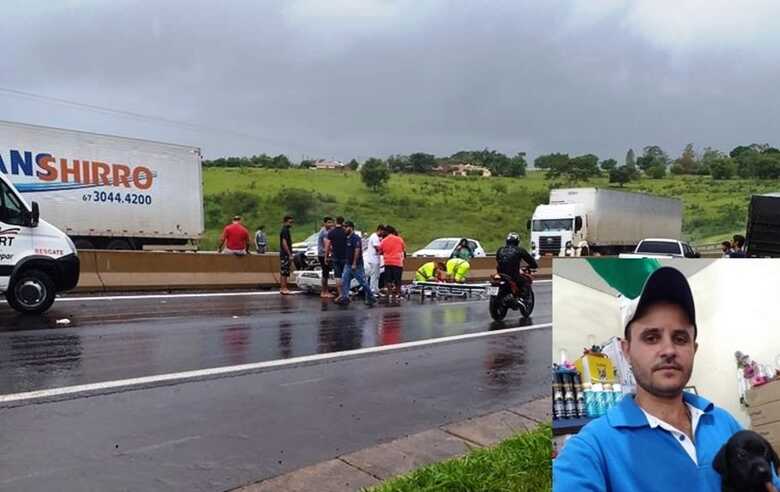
[553, 259, 780, 426]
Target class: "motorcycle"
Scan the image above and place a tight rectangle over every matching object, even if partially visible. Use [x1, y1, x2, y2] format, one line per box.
[488, 268, 535, 321]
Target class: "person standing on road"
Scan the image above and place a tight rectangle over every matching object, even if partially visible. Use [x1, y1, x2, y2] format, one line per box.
[279, 215, 294, 295]
[379, 225, 406, 301]
[325, 216, 349, 302]
[364, 224, 384, 296]
[317, 216, 335, 298]
[218, 215, 250, 255]
[255, 225, 268, 254]
[337, 221, 376, 306]
[720, 241, 734, 258]
[451, 238, 474, 260]
[730, 234, 747, 258]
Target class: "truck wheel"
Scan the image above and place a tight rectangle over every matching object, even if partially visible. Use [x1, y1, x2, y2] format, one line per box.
[74, 239, 96, 250]
[489, 296, 508, 321]
[106, 239, 133, 250]
[7, 269, 57, 314]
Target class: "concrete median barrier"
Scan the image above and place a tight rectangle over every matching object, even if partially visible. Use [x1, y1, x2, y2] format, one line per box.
[74, 252, 552, 293]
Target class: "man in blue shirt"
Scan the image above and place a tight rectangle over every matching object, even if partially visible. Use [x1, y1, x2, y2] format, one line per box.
[554, 266, 780, 491]
[336, 221, 376, 307]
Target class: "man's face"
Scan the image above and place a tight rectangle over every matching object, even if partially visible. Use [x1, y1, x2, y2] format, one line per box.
[287, 219, 294, 226]
[621, 301, 697, 399]
[325, 220, 334, 229]
[345, 225, 353, 235]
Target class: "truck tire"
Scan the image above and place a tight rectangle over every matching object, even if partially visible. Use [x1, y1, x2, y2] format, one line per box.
[73, 238, 96, 250]
[106, 239, 133, 250]
[7, 269, 57, 314]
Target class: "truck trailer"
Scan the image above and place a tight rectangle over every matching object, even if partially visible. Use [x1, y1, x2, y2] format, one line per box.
[528, 188, 682, 258]
[746, 193, 780, 257]
[0, 120, 204, 250]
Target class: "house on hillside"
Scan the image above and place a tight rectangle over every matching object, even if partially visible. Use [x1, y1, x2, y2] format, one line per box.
[444, 163, 492, 177]
[313, 159, 345, 170]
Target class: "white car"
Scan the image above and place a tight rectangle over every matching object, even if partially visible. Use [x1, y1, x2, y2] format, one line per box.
[412, 238, 486, 258]
[619, 238, 700, 259]
[294, 269, 361, 294]
[292, 232, 319, 255]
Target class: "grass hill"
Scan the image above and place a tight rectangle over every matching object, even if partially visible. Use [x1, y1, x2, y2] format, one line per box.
[201, 168, 779, 251]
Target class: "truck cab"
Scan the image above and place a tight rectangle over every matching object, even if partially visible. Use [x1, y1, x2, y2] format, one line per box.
[528, 203, 587, 259]
[0, 172, 79, 313]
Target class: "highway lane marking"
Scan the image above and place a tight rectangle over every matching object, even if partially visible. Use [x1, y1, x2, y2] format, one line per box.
[118, 435, 203, 455]
[0, 322, 551, 405]
[280, 377, 325, 387]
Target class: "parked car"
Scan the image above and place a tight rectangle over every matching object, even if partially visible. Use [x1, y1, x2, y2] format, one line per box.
[619, 238, 700, 259]
[292, 232, 319, 255]
[411, 238, 486, 258]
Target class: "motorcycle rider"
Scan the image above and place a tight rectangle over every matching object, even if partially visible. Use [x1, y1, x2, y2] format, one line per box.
[496, 232, 538, 293]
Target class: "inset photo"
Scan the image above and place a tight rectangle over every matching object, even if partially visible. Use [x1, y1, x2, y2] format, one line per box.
[552, 258, 780, 491]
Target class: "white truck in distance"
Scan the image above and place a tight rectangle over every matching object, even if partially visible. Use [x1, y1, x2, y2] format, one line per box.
[0, 171, 79, 313]
[0, 120, 204, 250]
[529, 188, 682, 258]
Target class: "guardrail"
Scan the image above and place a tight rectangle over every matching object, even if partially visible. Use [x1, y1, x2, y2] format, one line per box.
[74, 252, 553, 293]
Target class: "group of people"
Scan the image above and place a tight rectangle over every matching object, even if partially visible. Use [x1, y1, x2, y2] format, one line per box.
[721, 234, 747, 258]
[317, 217, 406, 305]
[220, 215, 539, 301]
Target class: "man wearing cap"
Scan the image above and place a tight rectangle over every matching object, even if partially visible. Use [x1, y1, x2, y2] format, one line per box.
[219, 215, 250, 255]
[337, 221, 376, 306]
[553, 266, 780, 491]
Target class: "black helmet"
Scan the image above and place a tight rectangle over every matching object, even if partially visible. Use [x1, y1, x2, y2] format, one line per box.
[506, 232, 520, 246]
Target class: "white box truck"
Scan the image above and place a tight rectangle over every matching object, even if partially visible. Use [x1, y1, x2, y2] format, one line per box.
[0, 120, 204, 250]
[1, 171, 79, 313]
[528, 188, 682, 258]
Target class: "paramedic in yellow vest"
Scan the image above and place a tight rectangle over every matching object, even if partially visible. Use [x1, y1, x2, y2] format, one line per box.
[415, 261, 445, 282]
[446, 258, 471, 283]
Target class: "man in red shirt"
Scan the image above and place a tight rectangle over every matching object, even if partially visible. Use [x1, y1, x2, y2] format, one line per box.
[218, 216, 250, 255]
[379, 225, 406, 301]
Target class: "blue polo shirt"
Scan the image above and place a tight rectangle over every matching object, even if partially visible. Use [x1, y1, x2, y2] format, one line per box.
[553, 392, 780, 491]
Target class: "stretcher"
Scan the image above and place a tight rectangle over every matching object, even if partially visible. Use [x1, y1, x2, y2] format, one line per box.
[404, 281, 490, 302]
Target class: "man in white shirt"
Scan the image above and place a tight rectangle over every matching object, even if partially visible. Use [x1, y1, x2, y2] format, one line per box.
[363, 224, 384, 296]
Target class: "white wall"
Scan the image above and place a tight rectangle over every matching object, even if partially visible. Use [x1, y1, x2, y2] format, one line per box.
[553, 259, 780, 426]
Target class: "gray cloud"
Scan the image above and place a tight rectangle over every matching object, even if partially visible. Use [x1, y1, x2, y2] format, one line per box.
[1, 0, 778, 163]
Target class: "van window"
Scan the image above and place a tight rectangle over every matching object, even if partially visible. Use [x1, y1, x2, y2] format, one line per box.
[0, 180, 26, 226]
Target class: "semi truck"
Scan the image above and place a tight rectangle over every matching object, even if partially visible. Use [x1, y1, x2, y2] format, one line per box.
[1, 171, 79, 313]
[0, 120, 204, 250]
[528, 188, 682, 258]
[746, 193, 780, 257]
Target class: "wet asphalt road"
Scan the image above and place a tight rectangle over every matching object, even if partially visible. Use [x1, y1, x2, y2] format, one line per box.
[0, 282, 550, 395]
[0, 327, 550, 492]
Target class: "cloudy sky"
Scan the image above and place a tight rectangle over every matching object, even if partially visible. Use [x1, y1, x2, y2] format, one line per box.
[2, 0, 779, 163]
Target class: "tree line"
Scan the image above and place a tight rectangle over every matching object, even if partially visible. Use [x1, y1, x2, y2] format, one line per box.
[202, 143, 780, 191]
[534, 143, 780, 186]
[203, 149, 527, 177]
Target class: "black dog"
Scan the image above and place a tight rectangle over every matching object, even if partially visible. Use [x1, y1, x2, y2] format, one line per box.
[714, 430, 779, 492]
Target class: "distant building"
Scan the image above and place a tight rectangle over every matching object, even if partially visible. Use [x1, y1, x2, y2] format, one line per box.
[445, 163, 492, 177]
[312, 159, 346, 170]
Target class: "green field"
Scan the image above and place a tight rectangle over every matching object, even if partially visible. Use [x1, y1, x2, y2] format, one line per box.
[201, 168, 780, 251]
